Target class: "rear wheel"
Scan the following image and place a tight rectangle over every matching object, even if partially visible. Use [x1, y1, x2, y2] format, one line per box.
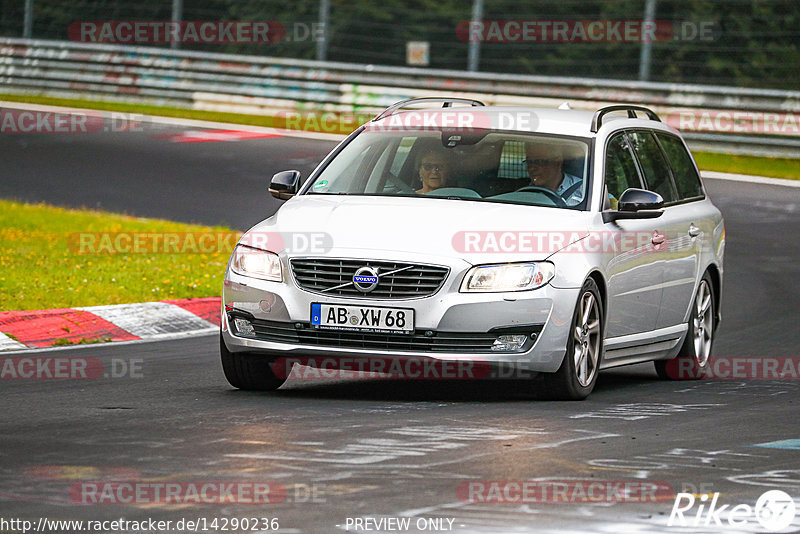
[220, 334, 287, 391]
[654, 272, 715, 380]
[539, 278, 603, 400]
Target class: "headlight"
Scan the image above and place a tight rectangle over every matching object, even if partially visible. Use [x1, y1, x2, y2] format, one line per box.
[230, 245, 282, 282]
[460, 262, 555, 292]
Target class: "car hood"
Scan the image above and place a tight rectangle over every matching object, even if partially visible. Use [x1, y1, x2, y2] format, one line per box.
[244, 195, 591, 265]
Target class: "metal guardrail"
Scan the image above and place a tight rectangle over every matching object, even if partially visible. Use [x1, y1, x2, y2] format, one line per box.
[2, 38, 799, 157]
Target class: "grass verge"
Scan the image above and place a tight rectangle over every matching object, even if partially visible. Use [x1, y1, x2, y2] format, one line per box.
[0, 199, 237, 312]
[692, 151, 800, 180]
[52, 337, 113, 346]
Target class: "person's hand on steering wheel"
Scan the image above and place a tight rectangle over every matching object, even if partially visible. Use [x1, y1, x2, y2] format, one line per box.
[515, 185, 568, 207]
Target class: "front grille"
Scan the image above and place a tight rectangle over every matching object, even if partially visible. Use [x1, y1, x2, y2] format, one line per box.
[290, 258, 449, 299]
[242, 318, 540, 353]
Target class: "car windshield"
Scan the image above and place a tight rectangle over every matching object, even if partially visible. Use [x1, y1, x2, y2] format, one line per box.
[305, 130, 591, 209]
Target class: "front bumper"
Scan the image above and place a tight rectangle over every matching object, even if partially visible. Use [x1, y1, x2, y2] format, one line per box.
[221, 265, 580, 373]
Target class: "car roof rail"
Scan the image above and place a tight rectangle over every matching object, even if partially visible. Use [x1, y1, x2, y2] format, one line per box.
[590, 105, 660, 133]
[373, 97, 486, 122]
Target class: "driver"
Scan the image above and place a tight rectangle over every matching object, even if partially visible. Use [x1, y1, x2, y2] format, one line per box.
[524, 142, 583, 206]
[416, 149, 452, 194]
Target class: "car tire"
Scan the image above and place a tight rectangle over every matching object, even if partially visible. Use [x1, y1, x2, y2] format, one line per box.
[539, 278, 604, 400]
[220, 334, 287, 391]
[654, 272, 716, 380]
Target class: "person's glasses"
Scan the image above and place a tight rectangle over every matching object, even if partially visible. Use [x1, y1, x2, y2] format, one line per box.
[523, 157, 560, 167]
[421, 163, 446, 172]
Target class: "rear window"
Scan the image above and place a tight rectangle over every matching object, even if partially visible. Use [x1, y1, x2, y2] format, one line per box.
[657, 133, 704, 200]
[498, 140, 526, 178]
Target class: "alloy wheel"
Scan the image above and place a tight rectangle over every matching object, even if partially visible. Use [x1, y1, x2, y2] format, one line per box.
[693, 279, 714, 368]
[573, 291, 601, 387]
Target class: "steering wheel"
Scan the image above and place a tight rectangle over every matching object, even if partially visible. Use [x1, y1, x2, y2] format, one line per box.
[515, 186, 568, 207]
[383, 173, 416, 195]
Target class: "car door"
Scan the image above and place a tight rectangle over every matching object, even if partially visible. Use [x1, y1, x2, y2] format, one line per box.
[602, 131, 664, 338]
[627, 130, 700, 330]
[651, 132, 708, 329]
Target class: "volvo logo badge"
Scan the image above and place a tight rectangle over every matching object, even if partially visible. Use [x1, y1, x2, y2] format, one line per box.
[353, 266, 379, 293]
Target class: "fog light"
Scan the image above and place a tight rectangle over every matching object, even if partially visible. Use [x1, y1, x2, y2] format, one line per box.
[491, 334, 528, 352]
[233, 317, 255, 337]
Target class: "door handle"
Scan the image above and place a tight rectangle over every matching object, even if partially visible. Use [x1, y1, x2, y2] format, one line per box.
[688, 224, 701, 238]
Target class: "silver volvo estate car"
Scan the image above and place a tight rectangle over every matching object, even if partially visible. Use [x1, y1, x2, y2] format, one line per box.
[220, 98, 725, 399]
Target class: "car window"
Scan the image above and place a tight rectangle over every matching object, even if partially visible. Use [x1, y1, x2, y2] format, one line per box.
[306, 130, 591, 210]
[389, 137, 416, 175]
[656, 133, 704, 200]
[308, 139, 376, 194]
[498, 140, 526, 178]
[628, 131, 677, 203]
[364, 140, 397, 193]
[604, 132, 642, 199]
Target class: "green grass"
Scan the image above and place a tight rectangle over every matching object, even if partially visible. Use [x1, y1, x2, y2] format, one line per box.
[0, 200, 238, 312]
[52, 337, 113, 346]
[692, 151, 800, 180]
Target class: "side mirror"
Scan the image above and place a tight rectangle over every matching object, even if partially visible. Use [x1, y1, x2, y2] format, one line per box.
[269, 170, 301, 200]
[603, 188, 664, 223]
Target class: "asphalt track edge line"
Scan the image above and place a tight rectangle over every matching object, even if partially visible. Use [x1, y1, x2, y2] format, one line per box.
[700, 170, 800, 187]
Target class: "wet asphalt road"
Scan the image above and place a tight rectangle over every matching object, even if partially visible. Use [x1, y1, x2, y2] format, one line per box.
[1, 112, 799, 533]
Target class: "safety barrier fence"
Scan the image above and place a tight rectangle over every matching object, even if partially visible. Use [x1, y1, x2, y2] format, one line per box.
[2, 38, 799, 157]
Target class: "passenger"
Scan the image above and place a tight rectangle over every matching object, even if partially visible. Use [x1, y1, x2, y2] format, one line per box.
[416, 149, 452, 194]
[523, 143, 584, 205]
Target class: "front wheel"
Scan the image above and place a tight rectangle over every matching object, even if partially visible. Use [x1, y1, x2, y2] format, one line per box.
[220, 334, 287, 391]
[539, 278, 604, 400]
[654, 272, 715, 380]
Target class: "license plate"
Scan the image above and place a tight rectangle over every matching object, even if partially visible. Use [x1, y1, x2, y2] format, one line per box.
[310, 303, 414, 334]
